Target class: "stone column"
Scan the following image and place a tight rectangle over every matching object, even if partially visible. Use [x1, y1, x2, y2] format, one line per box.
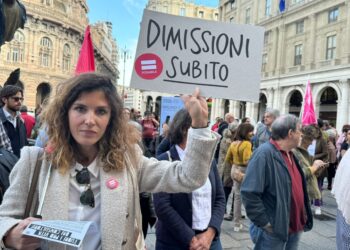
[272, 28, 279, 72]
[252, 102, 260, 122]
[273, 86, 282, 111]
[218, 98, 223, 119]
[275, 24, 286, 74]
[307, 14, 316, 69]
[344, 1, 350, 62]
[232, 101, 240, 119]
[209, 98, 215, 122]
[245, 102, 253, 120]
[337, 79, 349, 131]
[266, 88, 274, 108]
[211, 98, 220, 120]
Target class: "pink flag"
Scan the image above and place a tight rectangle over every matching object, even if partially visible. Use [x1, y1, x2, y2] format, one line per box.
[302, 80, 317, 126]
[75, 26, 95, 75]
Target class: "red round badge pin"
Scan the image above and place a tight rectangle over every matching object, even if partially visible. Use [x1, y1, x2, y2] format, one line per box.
[134, 53, 163, 80]
[106, 178, 119, 190]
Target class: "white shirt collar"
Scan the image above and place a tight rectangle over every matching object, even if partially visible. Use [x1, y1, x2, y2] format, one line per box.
[70, 157, 100, 179]
[175, 144, 186, 161]
[2, 107, 18, 120]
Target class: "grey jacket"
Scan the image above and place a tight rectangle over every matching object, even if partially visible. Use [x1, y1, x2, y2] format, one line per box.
[241, 142, 313, 242]
[0, 129, 219, 249]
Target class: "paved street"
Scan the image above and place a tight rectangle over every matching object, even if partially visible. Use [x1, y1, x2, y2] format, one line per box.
[145, 187, 337, 250]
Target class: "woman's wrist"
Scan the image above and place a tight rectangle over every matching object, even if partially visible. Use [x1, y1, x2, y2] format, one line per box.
[191, 124, 208, 129]
[191, 121, 208, 129]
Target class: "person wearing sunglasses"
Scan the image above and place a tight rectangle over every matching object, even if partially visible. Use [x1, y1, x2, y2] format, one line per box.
[0, 73, 219, 250]
[0, 85, 28, 157]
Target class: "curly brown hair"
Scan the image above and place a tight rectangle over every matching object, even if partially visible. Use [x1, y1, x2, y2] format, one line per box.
[41, 73, 139, 173]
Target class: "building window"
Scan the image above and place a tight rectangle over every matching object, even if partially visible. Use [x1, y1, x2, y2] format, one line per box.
[14, 31, 25, 42]
[199, 11, 204, 18]
[163, 5, 168, 13]
[230, 0, 236, 9]
[264, 31, 270, 45]
[328, 8, 339, 23]
[296, 20, 304, 34]
[41, 0, 52, 6]
[326, 35, 336, 60]
[62, 44, 71, 71]
[180, 7, 185, 16]
[245, 8, 251, 24]
[265, 0, 271, 16]
[262, 54, 267, 71]
[294, 44, 302, 65]
[214, 13, 218, 20]
[6, 31, 25, 63]
[39, 37, 52, 67]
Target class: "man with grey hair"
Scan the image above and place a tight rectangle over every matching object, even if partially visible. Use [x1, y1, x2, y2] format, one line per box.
[241, 114, 313, 249]
[253, 108, 280, 149]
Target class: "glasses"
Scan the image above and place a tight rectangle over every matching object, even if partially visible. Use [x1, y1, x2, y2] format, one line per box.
[10, 96, 24, 102]
[75, 168, 95, 207]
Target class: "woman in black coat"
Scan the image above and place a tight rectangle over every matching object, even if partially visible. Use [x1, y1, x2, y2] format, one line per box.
[154, 109, 225, 250]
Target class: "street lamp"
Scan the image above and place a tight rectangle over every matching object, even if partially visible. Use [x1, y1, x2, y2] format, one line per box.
[120, 46, 131, 103]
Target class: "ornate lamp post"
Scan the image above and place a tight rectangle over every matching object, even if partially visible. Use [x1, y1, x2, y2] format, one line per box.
[120, 46, 131, 102]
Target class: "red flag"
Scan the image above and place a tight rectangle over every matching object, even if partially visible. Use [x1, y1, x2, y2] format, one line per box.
[75, 26, 95, 75]
[302, 80, 317, 126]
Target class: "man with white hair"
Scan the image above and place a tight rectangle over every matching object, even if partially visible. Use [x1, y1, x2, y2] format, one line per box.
[253, 108, 280, 149]
[241, 115, 313, 249]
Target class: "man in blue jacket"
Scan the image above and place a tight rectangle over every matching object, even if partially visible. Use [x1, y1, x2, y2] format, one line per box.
[241, 114, 313, 250]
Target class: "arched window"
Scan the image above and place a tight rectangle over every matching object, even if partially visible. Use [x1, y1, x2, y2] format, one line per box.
[62, 44, 71, 71]
[6, 31, 25, 63]
[319, 87, 338, 125]
[289, 90, 302, 117]
[39, 37, 53, 67]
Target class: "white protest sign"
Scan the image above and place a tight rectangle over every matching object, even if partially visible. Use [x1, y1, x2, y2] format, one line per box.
[131, 9, 264, 102]
[23, 220, 95, 248]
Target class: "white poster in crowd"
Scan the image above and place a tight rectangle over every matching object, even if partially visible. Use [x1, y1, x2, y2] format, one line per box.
[23, 220, 95, 248]
[307, 140, 316, 156]
[131, 9, 264, 102]
[159, 96, 184, 133]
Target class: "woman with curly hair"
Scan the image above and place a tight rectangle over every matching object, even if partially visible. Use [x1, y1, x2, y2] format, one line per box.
[0, 73, 219, 250]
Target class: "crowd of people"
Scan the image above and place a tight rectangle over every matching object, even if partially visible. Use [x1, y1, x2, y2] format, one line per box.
[0, 73, 350, 249]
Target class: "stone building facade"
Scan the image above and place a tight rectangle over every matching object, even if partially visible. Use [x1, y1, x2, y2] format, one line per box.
[146, 0, 219, 20]
[0, 0, 118, 111]
[217, 0, 350, 131]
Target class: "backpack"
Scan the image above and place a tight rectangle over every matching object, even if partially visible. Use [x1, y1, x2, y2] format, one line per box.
[0, 148, 18, 204]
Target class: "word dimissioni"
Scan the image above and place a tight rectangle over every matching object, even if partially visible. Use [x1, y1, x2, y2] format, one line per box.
[147, 19, 251, 82]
